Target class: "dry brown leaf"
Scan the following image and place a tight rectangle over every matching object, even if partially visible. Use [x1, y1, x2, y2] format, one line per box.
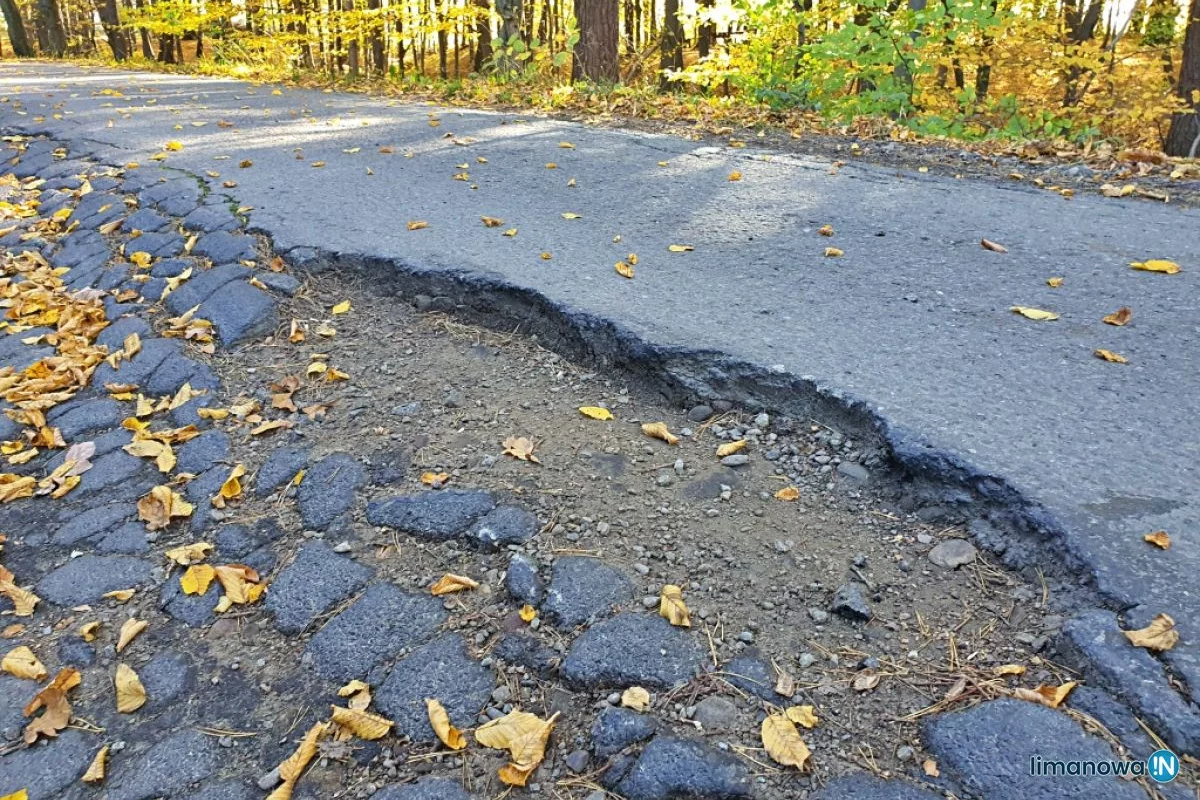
[659, 584, 691, 627]
[641, 422, 679, 445]
[716, 440, 746, 458]
[981, 238, 1008, 253]
[1, 624, 24, 638]
[1102, 306, 1132, 326]
[728, 171, 742, 181]
[923, 758, 940, 777]
[824, 246, 844, 257]
[115, 619, 147, 653]
[250, 419, 295, 436]
[994, 664, 1027, 676]
[164, 541, 212, 566]
[668, 244, 694, 252]
[481, 216, 504, 227]
[102, 589, 136, 603]
[22, 667, 79, 743]
[82, 744, 109, 783]
[267, 721, 331, 800]
[1123, 613, 1179, 652]
[785, 705, 818, 729]
[1094, 349, 1128, 363]
[502, 436, 540, 463]
[79, 621, 101, 642]
[0, 566, 39, 616]
[1012, 681, 1077, 708]
[475, 709, 559, 787]
[1011, 306, 1059, 321]
[615, 260, 635, 279]
[1144, 530, 1171, 549]
[426, 697, 467, 750]
[115, 663, 146, 713]
[420, 471, 451, 487]
[621, 686, 651, 711]
[818, 224, 834, 236]
[1047, 276, 1064, 287]
[138, 486, 195, 530]
[430, 573, 479, 596]
[330, 705, 394, 740]
[774, 486, 800, 501]
[774, 666, 796, 698]
[214, 564, 266, 608]
[2, 645, 47, 680]
[761, 713, 811, 770]
[853, 671, 881, 692]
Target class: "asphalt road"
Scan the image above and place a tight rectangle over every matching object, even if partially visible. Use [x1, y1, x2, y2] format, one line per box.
[2, 62, 1197, 719]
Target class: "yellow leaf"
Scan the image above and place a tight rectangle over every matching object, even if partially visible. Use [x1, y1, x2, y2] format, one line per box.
[761, 713, 811, 771]
[824, 247, 844, 257]
[716, 440, 746, 458]
[728, 171, 742, 181]
[426, 698, 467, 750]
[82, 744, 109, 783]
[1011, 306, 1059, 321]
[129, 251, 151, 268]
[1130, 259, 1181, 274]
[79, 621, 102, 642]
[1012, 681, 1077, 708]
[408, 221, 429, 231]
[311, 161, 325, 168]
[267, 721, 330, 800]
[164, 141, 183, 151]
[102, 589, 135, 603]
[330, 705, 394, 740]
[1094, 349, 1127, 363]
[326, 367, 350, 382]
[615, 261, 635, 279]
[659, 584, 691, 627]
[198, 407, 229, 420]
[621, 686, 651, 711]
[0, 567, 36, 616]
[212, 464, 246, 508]
[115, 618, 147, 653]
[540, 252, 553, 260]
[641, 422, 679, 445]
[214, 564, 265, 606]
[481, 216, 504, 228]
[251, 419, 295, 436]
[546, 163, 558, 169]
[1047, 277, 1064, 287]
[775, 486, 800, 501]
[430, 573, 479, 596]
[994, 664, 1026, 676]
[421, 471, 451, 486]
[1123, 613, 1179, 652]
[818, 224, 834, 236]
[338, 680, 371, 699]
[1103, 306, 1132, 326]
[1144, 530, 1171, 549]
[306, 362, 328, 377]
[115, 663, 146, 713]
[518, 604, 537, 623]
[981, 238, 1008, 253]
[559, 141, 576, 149]
[785, 705, 818, 729]
[289, 319, 306, 343]
[561, 212, 582, 219]
[164, 542, 212, 566]
[578, 406, 613, 421]
[475, 710, 559, 786]
[331, 300, 352, 315]
[2, 645, 47, 680]
[668, 244, 694, 252]
[0, 791, 27, 800]
[657, 161, 669, 167]
[138, 486, 195, 531]
[503, 436, 541, 463]
[503, 228, 518, 237]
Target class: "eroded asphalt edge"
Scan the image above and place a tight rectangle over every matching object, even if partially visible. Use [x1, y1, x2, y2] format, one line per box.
[0, 130, 1194, 794]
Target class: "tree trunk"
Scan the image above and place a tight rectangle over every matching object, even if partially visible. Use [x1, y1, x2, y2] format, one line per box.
[1166, 0, 1200, 156]
[659, 0, 683, 90]
[0, 0, 34, 56]
[572, 0, 618, 82]
[347, 0, 360, 78]
[94, 0, 127, 59]
[368, 0, 386, 74]
[472, 0, 491, 71]
[140, 27, 153, 58]
[697, 0, 715, 57]
[494, 0, 521, 69]
[34, 0, 67, 55]
[1063, 0, 1103, 105]
[157, 33, 176, 62]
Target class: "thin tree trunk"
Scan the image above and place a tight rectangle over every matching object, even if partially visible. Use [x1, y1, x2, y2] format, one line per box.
[573, 0, 618, 81]
[94, 0, 128, 59]
[34, 0, 67, 55]
[0, 0, 34, 56]
[1166, 0, 1200, 156]
[1063, 0, 1103, 105]
[472, 0, 491, 70]
[697, 0, 715, 57]
[659, 0, 683, 90]
[368, 0, 386, 73]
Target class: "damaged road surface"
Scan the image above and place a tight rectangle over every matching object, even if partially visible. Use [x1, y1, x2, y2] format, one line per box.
[0, 62, 1195, 799]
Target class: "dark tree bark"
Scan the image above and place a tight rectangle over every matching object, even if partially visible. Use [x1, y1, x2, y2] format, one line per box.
[34, 0, 67, 55]
[572, 0, 618, 82]
[140, 27, 153, 58]
[94, 0, 128, 59]
[1063, 0, 1103, 105]
[697, 0, 716, 57]
[0, 0, 34, 56]
[346, 0, 360, 78]
[157, 33, 176, 62]
[494, 0, 521, 70]
[1166, 0, 1200, 156]
[369, 0, 386, 74]
[659, 0, 684, 90]
[472, 0, 491, 71]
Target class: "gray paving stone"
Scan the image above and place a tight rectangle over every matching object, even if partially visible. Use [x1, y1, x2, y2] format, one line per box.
[125, 207, 172, 232]
[97, 522, 151, 554]
[468, 505, 538, 549]
[366, 489, 495, 540]
[493, 632, 558, 676]
[375, 634, 494, 742]
[297, 453, 364, 529]
[504, 553, 543, 605]
[255, 271, 301, 295]
[306, 583, 447, 682]
[185, 467, 229, 532]
[1061, 609, 1200, 755]
[69, 192, 124, 228]
[161, 576, 220, 627]
[144, 352, 207, 396]
[0, 326, 53, 362]
[95, 263, 131, 290]
[562, 613, 705, 690]
[183, 204, 238, 233]
[923, 699, 1146, 800]
[54, 502, 134, 545]
[1068, 687, 1166, 764]
[133, 230, 185, 258]
[215, 524, 260, 559]
[614, 736, 753, 800]
[55, 230, 108, 268]
[592, 706, 657, 757]
[373, 778, 475, 800]
[58, 636, 96, 667]
[36, 554, 155, 606]
[150, 257, 194, 278]
[0, 675, 28, 740]
[810, 773, 942, 800]
[542, 556, 632, 627]
[163, 263, 249, 316]
[91, 337, 180, 388]
[74, 449, 153, 499]
[141, 178, 201, 216]
[46, 397, 123, 439]
[109, 728, 219, 800]
[267, 541, 372, 634]
[0, 728, 93, 800]
[202, 279, 278, 346]
[95, 316, 152, 350]
[193, 230, 256, 264]
[140, 652, 196, 712]
[139, 276, 168, 301]
[255, 447, 308, 497]
[176, 429, 231, 475]
[368, 447, 409, 485]
[723, 653, 777, 701]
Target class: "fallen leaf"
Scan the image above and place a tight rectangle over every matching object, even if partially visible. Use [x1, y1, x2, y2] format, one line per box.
[1102, 306, 1132, 326]
[728, 171, 742, 181]
[1011, 306, 1059, 321]
[615, 261, 635, 279]
[503, 436, 541, 463]
[981, 238, 1008, 253]
[164, 140, 183, 151]
[668, 244, 694, 252]
[824, 247, 844, 257]
[330, 705, 393, 740]
[761, 713, 811, 770]
[164, 542, 212, 566]
[115, 663, 146, 713]
[22, 667, 80, 743]
[518, 604, 537, 623]
[0, 791, 27, 800]
[923, 759, 940, 777]
[994, 664, 1026, 676]
[641, 422, 679, 445]
[251, 419, 294, 436]
[426, 698, 467, 750]
[621, 686, 651, 711]
[2, 645, 46, 680]
[818, 224, 834, 236]
[481, 216, 504, 227]
[775, 486, 800, 501]
[1047, 277, 1064, 287]
[82, 744, 109, 783]
[1012, 681, 1076, 709]
[115, 618, 147, 653]
[785, 705, 818, 729]
[716, 440, 746, 458]
[0, 566, 39, 616]
[540, 252, 553, 260]
[503, 228, 518, 237]
[561, 212, 582, 220]
[774, 665, 796, 698]
[559, 141, 576, 149]
[138, 486, 195, 530]
[407, 221, 429, 231]
[1123, 613, 1179, 652]
[79, 621, 102, 642]
[420, 471, 450, 486]
[1144, 530, 1171, 549]
[475, 709, 559, 787]
[102, 589, 135, 603]
[1094, 349, 1127, 363]
[659, 584, 691, 627]
[129, 251, 151, 268]
[267, 721, 330, 800]
[214, 564, 266, 607]
[1130, 259, 1181, 274]
[579, 406, 613, 420]
[331, 300, 352, 315]
[430, 573, 479, 596]
[853, 671, 881, 692]
[212, 464, 246, 508]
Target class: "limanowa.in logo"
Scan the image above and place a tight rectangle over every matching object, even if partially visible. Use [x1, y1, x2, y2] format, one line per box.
[1030, 749, 1179, 783]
